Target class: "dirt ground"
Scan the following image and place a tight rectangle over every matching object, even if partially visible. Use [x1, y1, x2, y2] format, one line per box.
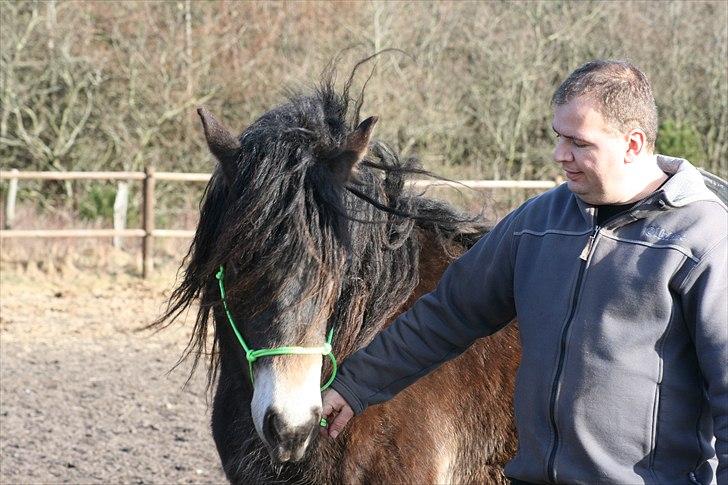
[0, 263, 228, 484]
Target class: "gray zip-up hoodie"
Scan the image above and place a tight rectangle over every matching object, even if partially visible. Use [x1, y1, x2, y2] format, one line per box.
[331, 156, 727, 484]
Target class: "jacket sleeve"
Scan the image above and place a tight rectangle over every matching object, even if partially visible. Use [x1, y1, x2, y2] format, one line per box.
[330, 206, 523, 415]
[680, 236, 728, 483]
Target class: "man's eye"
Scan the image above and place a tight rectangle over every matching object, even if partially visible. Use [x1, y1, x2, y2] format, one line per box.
[573, 141, 587, 148]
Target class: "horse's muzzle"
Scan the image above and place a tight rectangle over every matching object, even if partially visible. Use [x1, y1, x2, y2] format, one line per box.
[262, 406, 320, 463]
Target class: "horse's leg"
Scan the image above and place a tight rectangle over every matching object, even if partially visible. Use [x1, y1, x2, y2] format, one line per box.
[340, 403, 459, 484]
[339, 324, 519, 485]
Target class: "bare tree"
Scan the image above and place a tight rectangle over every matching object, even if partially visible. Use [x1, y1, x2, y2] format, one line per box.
[1, 0, 725, 192]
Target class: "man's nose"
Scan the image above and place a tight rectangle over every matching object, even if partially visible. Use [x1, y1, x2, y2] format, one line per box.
[553, 139, 572, 164]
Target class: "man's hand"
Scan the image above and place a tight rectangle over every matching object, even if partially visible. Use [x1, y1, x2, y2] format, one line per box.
[320, 389, 354, 439]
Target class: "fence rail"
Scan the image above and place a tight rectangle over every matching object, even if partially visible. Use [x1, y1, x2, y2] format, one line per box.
[0, 169, 559, 277]
[0, 170, 559, 187]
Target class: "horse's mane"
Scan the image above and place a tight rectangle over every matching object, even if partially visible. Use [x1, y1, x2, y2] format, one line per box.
[152, 77, 487, 389]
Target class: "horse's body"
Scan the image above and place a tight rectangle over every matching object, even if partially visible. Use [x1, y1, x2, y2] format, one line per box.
[157, 80, 520, 483]
[213, 232, 520, 484]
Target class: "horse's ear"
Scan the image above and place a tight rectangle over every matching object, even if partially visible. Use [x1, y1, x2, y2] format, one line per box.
[329, 116, 378, 183]
[197, 107, 240, 185]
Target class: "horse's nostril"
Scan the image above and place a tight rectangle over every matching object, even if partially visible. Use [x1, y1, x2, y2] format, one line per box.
[263, 408, 281, 444]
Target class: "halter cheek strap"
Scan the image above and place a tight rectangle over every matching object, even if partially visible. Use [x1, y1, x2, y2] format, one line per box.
[215, 266, 338, 392]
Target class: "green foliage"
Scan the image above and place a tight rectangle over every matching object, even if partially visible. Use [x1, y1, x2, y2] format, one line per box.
[656, 121, 706, 165]
[77, 184, 116, 222]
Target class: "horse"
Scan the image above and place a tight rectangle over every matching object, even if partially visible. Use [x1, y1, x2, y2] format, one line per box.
[154, 78, 520, 484]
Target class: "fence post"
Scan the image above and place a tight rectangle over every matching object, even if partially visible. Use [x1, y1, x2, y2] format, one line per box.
[113, 181, 129, 249]
[4, 169, 19, 229]
[142, 166, 155, 278]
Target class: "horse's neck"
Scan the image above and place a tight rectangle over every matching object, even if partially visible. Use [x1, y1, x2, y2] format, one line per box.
[349, 225, 464, 340]
[392, 227, 463, 325]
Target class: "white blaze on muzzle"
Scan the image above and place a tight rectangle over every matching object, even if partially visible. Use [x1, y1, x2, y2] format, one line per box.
[251, 354, 323, 445]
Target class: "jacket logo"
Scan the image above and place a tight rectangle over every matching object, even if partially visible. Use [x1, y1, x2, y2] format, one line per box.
[643, 224, 685, 242]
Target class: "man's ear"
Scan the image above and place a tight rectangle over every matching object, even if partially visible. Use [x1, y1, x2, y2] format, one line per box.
[625, 128, 647, 163]
[328, 116, 378, 183]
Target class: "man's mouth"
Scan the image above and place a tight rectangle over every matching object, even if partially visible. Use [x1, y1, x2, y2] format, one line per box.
[564, 170, 582, 181]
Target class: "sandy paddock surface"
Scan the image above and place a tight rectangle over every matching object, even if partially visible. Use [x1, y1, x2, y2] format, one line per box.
[0, 265, 227, 484]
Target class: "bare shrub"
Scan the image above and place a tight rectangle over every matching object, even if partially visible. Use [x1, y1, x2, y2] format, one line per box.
[0, 0, 725, 232]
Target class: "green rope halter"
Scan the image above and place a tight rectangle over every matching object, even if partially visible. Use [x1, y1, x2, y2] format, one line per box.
[215, 265, 338, 393]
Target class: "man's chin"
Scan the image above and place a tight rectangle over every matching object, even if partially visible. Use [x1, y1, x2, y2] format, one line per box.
[567, 183, 603, 205]
[566, 180, 586, 195]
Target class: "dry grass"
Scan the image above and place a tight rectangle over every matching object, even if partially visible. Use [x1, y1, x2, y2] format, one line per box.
[0, 207, 188, 281]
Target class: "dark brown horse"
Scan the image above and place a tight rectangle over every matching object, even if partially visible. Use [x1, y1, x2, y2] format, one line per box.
[154, 79, 520, 483]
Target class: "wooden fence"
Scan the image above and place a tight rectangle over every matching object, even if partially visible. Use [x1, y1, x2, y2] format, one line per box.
[0, 169, 558, 277]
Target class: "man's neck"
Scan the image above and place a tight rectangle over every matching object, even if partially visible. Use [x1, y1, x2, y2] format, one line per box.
[620, 154, 668, 204]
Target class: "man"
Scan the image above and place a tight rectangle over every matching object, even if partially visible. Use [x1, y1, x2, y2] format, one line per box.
[321, 60, 727, 484]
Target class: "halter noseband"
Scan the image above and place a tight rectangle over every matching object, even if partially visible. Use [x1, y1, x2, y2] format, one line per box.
[215, 265, 338, 394]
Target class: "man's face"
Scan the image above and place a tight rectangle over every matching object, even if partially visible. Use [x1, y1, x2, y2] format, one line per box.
[552, 97, 630, 205]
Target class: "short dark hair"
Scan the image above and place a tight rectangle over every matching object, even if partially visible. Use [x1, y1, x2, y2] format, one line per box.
[552, 60, 658, 151]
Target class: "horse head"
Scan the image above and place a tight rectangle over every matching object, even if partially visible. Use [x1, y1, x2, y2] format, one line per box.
[196, 92, 377, 463]
[155, 80, 505, 482]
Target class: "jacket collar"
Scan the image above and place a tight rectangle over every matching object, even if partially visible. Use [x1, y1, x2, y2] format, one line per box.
[572, 155, 720, 226]
[655, 155, 721, 207]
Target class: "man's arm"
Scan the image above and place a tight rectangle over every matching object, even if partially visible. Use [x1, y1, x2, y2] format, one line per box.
[681, 236, 728, 483]
[322, 205, 525, 436]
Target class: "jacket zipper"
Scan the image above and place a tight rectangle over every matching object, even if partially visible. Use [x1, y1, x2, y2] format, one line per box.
[546, 224, 600, 482]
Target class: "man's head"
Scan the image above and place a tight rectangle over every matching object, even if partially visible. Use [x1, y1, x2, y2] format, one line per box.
[551, 60, 662, 205]
[552, 60, 658, 150]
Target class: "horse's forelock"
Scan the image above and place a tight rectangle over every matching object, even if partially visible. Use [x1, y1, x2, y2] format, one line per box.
[155, 77, 486, 390]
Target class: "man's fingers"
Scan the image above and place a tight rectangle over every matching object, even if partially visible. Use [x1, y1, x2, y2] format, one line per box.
[320, 389, 355, 439]
[322, 389, 345, 417]
[322, 397, 339, 418]
[328, 404, 354, 439]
